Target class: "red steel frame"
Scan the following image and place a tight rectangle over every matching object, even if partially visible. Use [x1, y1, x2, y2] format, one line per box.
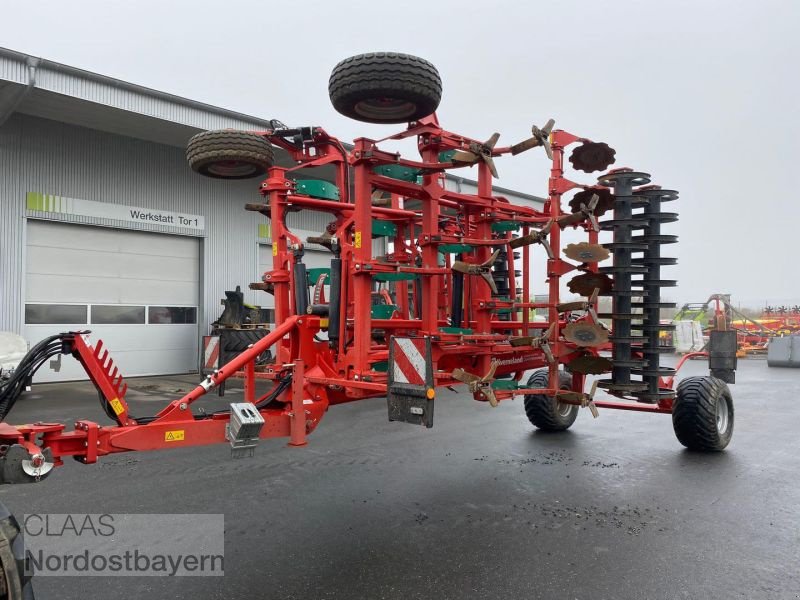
[0, 114, 685, 472]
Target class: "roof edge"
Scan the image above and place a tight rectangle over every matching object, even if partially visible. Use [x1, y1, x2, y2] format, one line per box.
[0, 46, 275, 128]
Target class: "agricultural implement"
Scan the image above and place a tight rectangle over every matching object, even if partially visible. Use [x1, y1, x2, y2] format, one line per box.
[0, 51, 738, 489]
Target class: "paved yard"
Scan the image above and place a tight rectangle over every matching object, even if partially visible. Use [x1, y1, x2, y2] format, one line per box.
[1, 357, 799, 599]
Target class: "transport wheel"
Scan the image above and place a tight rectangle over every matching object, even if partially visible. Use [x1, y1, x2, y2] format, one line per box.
[0, 502, 34, 599]
[186, 130, 274, 179]
[672, 376, 734, 451]
[328, 52, 442, 124]
[523, 369, 578, 431]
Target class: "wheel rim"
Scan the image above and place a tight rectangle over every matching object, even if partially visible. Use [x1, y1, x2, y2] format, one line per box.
[354, 97, 417, 121]
[556, 401, 573, 418]
[716, 395, 730, 434]
[206, 160, 259, 178]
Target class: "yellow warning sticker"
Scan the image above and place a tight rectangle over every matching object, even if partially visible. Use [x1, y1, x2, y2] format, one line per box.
[165, 430, 185, 442]
[355, 231, 362, 249]
[109, 398, 124, 416]
[272, 244, 278, 256]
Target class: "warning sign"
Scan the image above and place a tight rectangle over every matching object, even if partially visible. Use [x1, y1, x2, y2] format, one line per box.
[109, 398, 125, 416]
[391, 337, 428, 385]
[165, 430, 185, 442]
[203, 336, 220, 371]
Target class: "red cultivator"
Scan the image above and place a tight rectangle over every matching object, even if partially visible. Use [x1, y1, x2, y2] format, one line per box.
[0, 52, 738, 487]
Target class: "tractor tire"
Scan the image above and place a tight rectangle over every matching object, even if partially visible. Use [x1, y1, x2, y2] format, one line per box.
[0, 502, 34, 599]
[212, 329, 273, 366]
[328, 52, 442, 124]
[672, 376, 734, 451]
[186, 130, 274, 179]
[523, 369, 579, 431]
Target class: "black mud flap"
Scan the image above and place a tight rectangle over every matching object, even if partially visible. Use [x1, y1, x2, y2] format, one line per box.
[709, 330, 737, 384]
[387, 336, 434, 428]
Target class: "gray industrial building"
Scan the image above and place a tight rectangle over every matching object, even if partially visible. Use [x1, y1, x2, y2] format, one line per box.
[0, 46, 544, 382]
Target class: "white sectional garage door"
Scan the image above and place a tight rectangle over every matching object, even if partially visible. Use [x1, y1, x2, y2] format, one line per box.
[25, 220, 200, 382]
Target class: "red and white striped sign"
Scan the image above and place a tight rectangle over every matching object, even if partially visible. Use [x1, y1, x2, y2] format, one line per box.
[392, 337, 427, 386]
[203, 336, 220, 370]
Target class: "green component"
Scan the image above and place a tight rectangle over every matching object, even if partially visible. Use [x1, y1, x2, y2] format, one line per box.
[371, 361, 389, 372]
[491, 379, 519, 391]
[438, 326, 474, 335]
[491, 221, 522, 232]
[373, 272, 417, 282]
[306, 267, 331, 286]
[294, 179, 340, 201]
[438, 243, 474, 254]
[373, 164, 421, 183]
[371, 219, 397, 237]
[371, 304, 398, 319]
[438, 149, 457, 163]
[494, 296, 514, 314]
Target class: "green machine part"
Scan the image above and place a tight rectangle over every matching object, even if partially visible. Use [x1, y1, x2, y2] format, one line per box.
[294, 179, 340, 201]
[373, 164, 421, 183]
[306, 268, 331, 286]
[371, 220, 397, 237]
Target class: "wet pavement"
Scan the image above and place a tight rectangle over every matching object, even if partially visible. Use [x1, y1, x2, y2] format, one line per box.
[1, 357, 799, 599]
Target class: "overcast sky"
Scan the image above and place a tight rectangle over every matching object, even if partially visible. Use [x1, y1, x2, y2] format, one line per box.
[2, 0, 797, 308]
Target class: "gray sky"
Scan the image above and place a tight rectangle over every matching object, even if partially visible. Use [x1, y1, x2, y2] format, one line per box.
[2, 0, 797, 308]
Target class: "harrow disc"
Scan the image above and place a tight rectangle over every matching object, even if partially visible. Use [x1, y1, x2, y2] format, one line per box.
[569, 355, 613, 374]
[563, 322, 609, 347]
[569, 141, 617, 173]
[568, 272, 614, 296]
[564, 242, 610, 263]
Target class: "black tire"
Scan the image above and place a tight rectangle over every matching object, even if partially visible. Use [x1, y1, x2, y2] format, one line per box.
[672, 376, 734, 451]
[0, 502, 34, 599]
[329, 52, 442, 124]
[523, 369, 579, 431]
[186, 130, 274, 179]
[212, 329, 272, 366]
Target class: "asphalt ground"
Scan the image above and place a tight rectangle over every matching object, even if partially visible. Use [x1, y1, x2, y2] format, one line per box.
[1, 357, 799, 599]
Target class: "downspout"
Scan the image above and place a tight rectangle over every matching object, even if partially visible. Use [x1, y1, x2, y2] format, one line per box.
[0, 56, 40, 128]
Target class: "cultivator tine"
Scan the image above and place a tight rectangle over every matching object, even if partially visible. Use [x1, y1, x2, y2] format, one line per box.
[587, 288, 600, 323]
[556, 288, 600, 322]
[509, 323, 556, 363]
[558, 194, 601, 231]
[451, 360, 501, 407]
[451, 149, 478, 164]
[556, 380, 599, 418]
[585, 381, 600, 417]
[509, 219, 554, 258]
[510, 118, 555, 159]
[451, 133, 501, 178]
[482, 272, 499, 294]
[452, 249, 501, 294]
[307, 235, 337, 252]
[452, 368, 481, 385]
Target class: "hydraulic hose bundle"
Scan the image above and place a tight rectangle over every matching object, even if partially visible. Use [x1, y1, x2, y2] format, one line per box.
[0, 333, 66, 420]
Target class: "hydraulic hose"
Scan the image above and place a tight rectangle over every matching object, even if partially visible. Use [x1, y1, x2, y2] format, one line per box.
[0, 334, 65, 420]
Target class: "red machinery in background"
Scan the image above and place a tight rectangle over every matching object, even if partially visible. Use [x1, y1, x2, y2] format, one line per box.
[0, 52, 738, 488]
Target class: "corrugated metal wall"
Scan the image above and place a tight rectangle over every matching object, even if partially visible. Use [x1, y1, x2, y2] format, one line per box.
[0, 49, 273, 132]
[0, 112, 331, 335]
